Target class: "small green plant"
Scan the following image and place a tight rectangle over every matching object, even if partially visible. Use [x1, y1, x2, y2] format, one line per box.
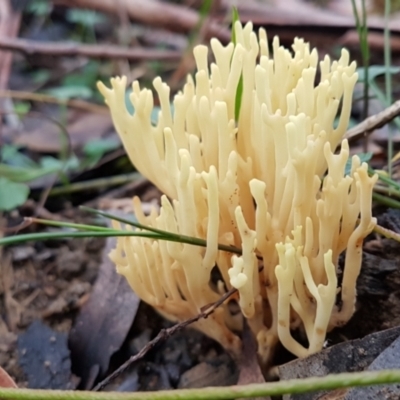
[0, 143, 67, 211]
[0, 135, 122, 212]
[351, 0, 400, 205]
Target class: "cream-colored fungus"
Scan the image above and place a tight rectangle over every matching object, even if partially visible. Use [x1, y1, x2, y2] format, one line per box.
[98, 21, 377, 361]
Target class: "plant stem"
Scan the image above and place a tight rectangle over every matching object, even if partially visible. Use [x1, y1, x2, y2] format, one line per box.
[48, 172, 141, 196]
[351, 0, 370, 152]
[374, 184, 400, 198]
[384, 0, 393, 178]
[370, 167, 400, 191]
[27, 218, 111, 232]
[1, 370, 400, 399]
[0, 230, 162, 246]
[374, 223, 400, 242]
[0, 217, 243, 256]
[373, 192, 400, 208]
[80, 207, 244, 255]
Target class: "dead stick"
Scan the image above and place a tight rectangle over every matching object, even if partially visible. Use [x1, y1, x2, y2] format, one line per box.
[0, 36, 182, 61]
[93, 287, 237, 391]
[345, 100, 400, 143]
[0, 89, 109, 114]
[51, 0, 230, 42]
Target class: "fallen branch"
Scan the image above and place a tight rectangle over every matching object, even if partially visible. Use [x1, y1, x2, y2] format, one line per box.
[0, 36, 182, 61]
[51, 0, 230, 42]
[0, 89, 108, 114]
[345, 100, 400, 142]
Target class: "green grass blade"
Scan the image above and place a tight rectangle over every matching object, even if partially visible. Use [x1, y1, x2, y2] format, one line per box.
[28, 217, 112, 232]
[1, 369, 400, 399]
[230, 7, 243, 122]
[0, 230, 162, 246]
[231, 7, 239, 44]
[384, 0, 393, 177]
[2, 212, 243, 256]
[81, 206, 243, 255]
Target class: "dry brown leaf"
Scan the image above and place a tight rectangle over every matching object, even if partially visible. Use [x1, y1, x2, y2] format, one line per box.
[0, 366, 17, 388]
[69, 218, 141, 389]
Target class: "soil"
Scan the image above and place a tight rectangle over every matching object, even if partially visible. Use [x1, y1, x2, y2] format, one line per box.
[0, 207, 105, 387]
[0, 196, 237, 391]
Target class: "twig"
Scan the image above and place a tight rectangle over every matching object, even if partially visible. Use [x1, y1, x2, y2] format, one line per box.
[0, 89, 108, 114]
[0, 0, 22, 131]
[0, 0, 20, 91]
[93, 286, 237, 391]
[51, 0, 230, 42]
[0, 36, 182, 61]
[345, 99, 400, 142]
[375, 223, 400, 242]
[47, 172, 142, 196]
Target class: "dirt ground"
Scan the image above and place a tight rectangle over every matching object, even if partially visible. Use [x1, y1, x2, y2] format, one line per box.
[1, 204, 238, 390]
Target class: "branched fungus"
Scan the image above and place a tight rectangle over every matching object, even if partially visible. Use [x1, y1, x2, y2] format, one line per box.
[98, 21, 378, 362]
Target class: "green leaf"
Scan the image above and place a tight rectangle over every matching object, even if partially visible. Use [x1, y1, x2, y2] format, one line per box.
[357, 65, 400, 83]
[345, 152, 373, 176]
[124, 90, 163, 124]
[14, 101, 31, 116]
[26, 0, 51, 17]
[62, 61, 100, 88]
[230, 7, 243, 122]
[45, 85, 93, 100]
[65, 9, 106, 27]
[81, 137, 121, 167]
[30, 69, 51, 85]
[0, 178, 29, 211]
[1, 145, 37, 168]
[231, 7, 240, 44]
[83, 137, 120, 157]
[235, 75, 243, 122]
[40, 155, 80, 174]
[124, 88, 135, 115]
[0, 163, 61, 183]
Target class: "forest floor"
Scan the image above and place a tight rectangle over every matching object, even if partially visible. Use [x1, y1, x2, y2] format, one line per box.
[1, 1, 400, 399]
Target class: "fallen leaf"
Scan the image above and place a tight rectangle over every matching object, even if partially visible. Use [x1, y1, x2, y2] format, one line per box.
[15, 112, 113, 153]
[236, 320, 269, 400]
[68, 228, 141, 389]
[343, 335, 400, 399]
[0, 366, 17, 388]
[17, 320, 74, 389]
[279, 326, 400, 400]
